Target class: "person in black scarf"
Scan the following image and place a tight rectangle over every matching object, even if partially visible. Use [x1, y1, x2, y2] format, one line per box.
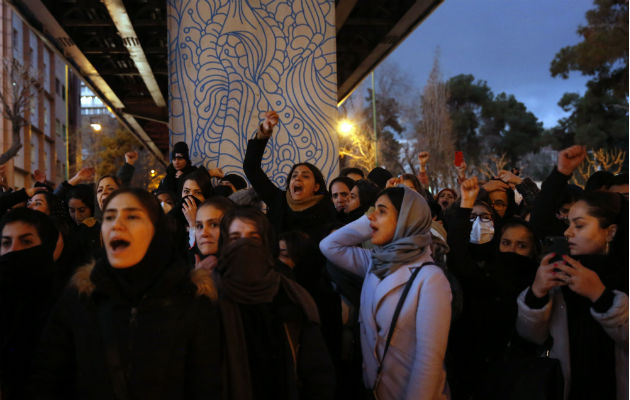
[0, 208, 58, 400]
[158, 141, 198, 194]
[343, 179, 379, 223]
[30, 188, 222, 399]
[518, 191, 628, 400]
[446, 178, 541, 399]
[215, 206, 335, 400]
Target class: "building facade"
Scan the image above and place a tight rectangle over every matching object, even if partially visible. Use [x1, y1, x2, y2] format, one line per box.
[1, 2, 76, 188]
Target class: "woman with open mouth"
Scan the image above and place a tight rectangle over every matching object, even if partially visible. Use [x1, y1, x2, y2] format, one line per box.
[243, 110, 337, 243]
[320, 185, 452, 399]
[31, 188, 222, 399]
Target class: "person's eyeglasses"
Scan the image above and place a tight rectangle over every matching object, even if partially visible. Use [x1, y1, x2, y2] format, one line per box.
[470, 214, 492, 223]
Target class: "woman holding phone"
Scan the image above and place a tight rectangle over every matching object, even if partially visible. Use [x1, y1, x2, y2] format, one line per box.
[517, 190, 628, 400]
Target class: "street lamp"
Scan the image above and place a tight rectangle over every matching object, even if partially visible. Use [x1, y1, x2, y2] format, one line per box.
[338, 119, 355, 136]
[90, 122, 102, 131]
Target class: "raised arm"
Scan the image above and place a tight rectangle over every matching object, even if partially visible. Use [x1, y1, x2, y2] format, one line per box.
[319, 215, 373, 278]
[242, 111, 282, 206]
[117, 151, 138, 187]
[530, 145, 586, 239]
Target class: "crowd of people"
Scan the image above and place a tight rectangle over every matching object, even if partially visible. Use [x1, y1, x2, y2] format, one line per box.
[0, 109, 627, 400]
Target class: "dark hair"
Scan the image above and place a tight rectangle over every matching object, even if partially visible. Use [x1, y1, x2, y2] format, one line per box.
[367, 167, 393, 189]
[97, 175, 122, 189]
[278, 230, 314, 265]
[578, 191, 624, 229]
[0, 207, 59, 253]
[340, 167, 365, 179]
[285, 162, 328, 196]
[68, 184, 95, 215]
[376, 187, 405, 214]
[400, 174, 426, 197]
[610, 173, 628, 186]
[220, 206, 276, 256]
[560, 184, 584, 208]
[180, 169, 214, 199]
[328, 176, 355, 194]
[102, 188, 163, 228]
[353, 179, 380, 211]
[199, 196, 236, 216]
[30, 191, 70, 221]
[428, 199, 443, 221]
[437, 188, 457, 199]
[585, 170, 614, 192]
[473, 200, 498, 222]
[154, 189, 176, 203]
[499, 218, 541, 259]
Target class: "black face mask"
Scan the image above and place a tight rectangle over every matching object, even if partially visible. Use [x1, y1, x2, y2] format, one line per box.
[0, 245, 55, 288]
[493, 251, 538, 295]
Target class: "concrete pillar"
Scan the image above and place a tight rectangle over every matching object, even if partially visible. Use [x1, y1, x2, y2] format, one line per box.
[167, 0, 339, 187]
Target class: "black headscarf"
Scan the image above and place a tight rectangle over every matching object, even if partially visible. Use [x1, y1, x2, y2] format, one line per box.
[92, 217, 175, 305]
[215, 238, 319, 400]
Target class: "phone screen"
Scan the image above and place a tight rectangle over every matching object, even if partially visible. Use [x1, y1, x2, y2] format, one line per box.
[454, 151, 464, 167]
[542, 236, 569, 263]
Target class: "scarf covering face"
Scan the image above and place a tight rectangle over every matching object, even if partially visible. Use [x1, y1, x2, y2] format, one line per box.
[216, 238, 319, 400]
[371, 186, 433, 279]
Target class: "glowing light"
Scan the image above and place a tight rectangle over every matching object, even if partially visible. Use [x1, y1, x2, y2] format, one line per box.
[90, 123, 102, 131]
[338, 119, 355, 136]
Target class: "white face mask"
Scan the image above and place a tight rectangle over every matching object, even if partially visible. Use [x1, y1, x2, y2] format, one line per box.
[470, 217, 494, 244]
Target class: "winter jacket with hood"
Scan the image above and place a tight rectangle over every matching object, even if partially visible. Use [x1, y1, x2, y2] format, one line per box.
[29, 232, 221, 399]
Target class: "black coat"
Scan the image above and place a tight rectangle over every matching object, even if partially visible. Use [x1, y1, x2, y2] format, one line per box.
[243, 137, 337, 242]
[0, 246, 56, 400]
[30, 259, 222, 400]
[158, 163, 197, 195]
[445, 206, 538, 399]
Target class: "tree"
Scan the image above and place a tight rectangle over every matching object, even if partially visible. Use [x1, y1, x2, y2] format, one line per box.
[481, 92, 544, 165]
[0, 58, 43, 165]
[415, 54, 456, 191]
[83, 127, 163, 189]
[338, 62, 411, 174]
[550, 0, 628, 99]
[549, 0, 628, 151]
[446, 74, 493, 166]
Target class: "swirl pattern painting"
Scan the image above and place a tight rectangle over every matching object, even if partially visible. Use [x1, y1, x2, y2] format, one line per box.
[168, 0, 339, 187]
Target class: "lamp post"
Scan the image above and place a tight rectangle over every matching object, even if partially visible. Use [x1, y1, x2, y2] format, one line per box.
[371, 71, 378, 168]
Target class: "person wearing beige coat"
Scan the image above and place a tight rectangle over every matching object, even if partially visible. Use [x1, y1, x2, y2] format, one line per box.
[320, 186, 451, 400]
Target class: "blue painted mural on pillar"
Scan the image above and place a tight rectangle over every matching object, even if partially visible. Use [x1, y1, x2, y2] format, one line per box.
[167, 0, 338, 188]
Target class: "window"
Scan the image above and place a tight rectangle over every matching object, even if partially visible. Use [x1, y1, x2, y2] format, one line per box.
[55, 78, 60, 95]
[44, 99, 51, 137]
[44, 141, 52, 179]
[42, 49, 50, 92]
[15, 128, 25, 169]
[30, 99, 38, 127]
[31, 133, 40, 172]
[55, 119, 61, 138]
[61, 84, 65, 100]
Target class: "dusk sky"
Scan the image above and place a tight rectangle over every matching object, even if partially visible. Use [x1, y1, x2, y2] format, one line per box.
[352, 0, 595, 129]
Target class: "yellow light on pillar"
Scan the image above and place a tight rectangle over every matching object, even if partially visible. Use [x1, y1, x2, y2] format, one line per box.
[338, 119, 355, 136]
